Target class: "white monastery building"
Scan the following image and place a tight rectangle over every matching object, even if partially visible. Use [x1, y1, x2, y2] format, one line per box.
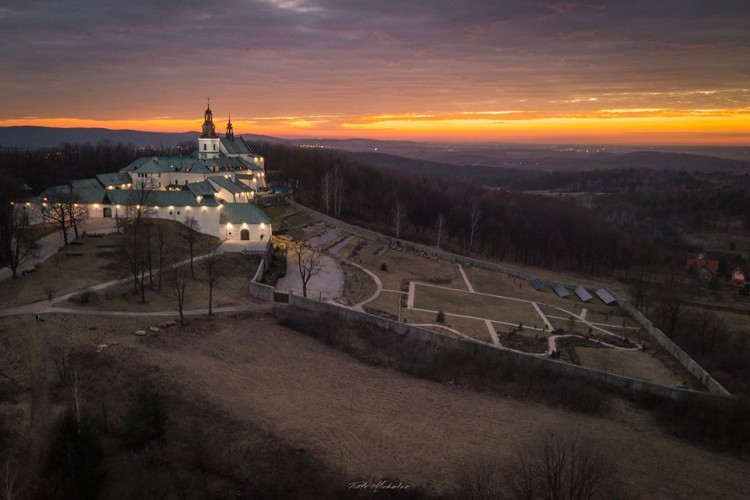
[36, 104, 272, 243]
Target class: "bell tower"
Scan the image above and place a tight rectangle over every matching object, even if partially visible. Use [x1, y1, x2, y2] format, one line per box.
[198, 99, 220, 159]
[226, 114, 234, 140]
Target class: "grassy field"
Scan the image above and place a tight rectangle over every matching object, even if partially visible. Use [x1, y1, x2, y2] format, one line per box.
[0, 232, 124, 307]
[5, 312, 745, 498]
[339, 261, 377, 306]
[63, 253, 259, 313]
[412, 283, 543, 328]
[576, 347, 685, 386]
[402, 308, 493, 344]
[354, 246, 462, 291]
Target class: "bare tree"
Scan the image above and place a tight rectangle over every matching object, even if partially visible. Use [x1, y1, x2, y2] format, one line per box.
[0, 458, 21, 500]
[332, 165, 345, 217]
[155, 221, 172, 292]
[320, 170, 332, 214]
[49, 338, 71, 383]
[292, 239, 323, 298]
[5, 203, 39, 279]
[435, 212, 447, 250]
[506, 431, 625, 500]
[167, 264, 189, 326]
[70, 369, 82, 428]
[455, 458, 507, 500]
[654, 284, 683, 338]
[144, 222, 155, 288]
[183, 216, 201, 279]
[201, 242, 223, 316]
[469, 203, 482, 251]
[392, 200, 405, 239]
[64, 199, 87, 240]
[41, 192, 75, 245]
[122, 181, 154, 298]
[121, 223, 150, 303]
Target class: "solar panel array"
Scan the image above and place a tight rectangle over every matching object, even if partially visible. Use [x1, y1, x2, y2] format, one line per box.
[574, 286, 593, 302]
[594, 288, 616, 305]
[530, 278, 544, 291]
[552, 283, 570, 298]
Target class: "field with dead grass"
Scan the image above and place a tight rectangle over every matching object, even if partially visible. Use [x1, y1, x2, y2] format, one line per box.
[57, 312, 750, 496]
[0, 233, 123, 307]
[1, 301, 748, 498]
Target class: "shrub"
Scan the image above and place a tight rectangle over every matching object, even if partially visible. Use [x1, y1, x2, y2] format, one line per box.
[121, 380, 168, 451]
[380, 262, 388, 271]
[436, 311, 445, 323]
[44, 411, 104, 499]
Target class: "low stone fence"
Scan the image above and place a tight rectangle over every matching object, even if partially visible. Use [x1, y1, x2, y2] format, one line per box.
[616, 298, 730, 396]
[288, 293, 721, 402]
[249, 256, 275, 302]
[287, 199, 731, 397]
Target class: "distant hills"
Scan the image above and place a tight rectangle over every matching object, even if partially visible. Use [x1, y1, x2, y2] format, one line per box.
[0, 126, 283, 149]
[1, 125, 748, 173]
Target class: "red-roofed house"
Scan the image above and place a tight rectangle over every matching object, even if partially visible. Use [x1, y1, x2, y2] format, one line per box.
[686, 255, 719, 282]
[730, 267, 746, 286]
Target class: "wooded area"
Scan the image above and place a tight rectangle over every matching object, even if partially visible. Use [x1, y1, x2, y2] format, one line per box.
[254, 142, 653, 275]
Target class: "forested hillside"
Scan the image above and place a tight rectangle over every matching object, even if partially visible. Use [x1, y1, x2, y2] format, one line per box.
[255, 142, 654, 275]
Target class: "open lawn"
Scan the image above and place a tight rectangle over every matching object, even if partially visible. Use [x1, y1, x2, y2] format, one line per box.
[63, 253, 258, 313]
[576, 347, 685, 386]
[412, 283, 543, 328]
[356, 247, 463, 292]
[364, 289, 401, 318]
[0, 232, 124, 307]
[402, 308, 493, 344]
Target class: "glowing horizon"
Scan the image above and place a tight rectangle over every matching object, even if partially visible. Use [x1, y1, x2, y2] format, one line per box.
[2, 107, 748, 146]
[1, 1, 748, 147]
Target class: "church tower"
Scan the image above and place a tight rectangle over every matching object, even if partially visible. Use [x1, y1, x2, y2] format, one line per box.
[198, 100, 220, 159]
[226, 114, 234, 140]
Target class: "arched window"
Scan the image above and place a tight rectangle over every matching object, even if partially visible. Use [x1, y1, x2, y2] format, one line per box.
[240, 229, 250, 240]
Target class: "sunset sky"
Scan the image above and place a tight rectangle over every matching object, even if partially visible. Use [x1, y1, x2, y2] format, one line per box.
[1, 0, 748, 145]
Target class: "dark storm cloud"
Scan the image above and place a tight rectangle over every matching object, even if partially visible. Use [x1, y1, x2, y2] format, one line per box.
[0, 0, 748, 118]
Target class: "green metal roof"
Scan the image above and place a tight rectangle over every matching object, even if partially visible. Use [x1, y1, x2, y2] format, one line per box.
[104, 190, 219, 207]
[186, 181, 216, 197]
[219, 203, 272, 225]
[71, 178, 103, 190]
[39, 184, 106, 204]
[220, 136, 254, 155]
[207, 175, 248, 195]
[96, 172, 132, 187]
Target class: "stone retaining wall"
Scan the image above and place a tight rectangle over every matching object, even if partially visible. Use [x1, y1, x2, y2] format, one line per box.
[616, 299, 731, 396]
[249, 256, 275, 302]
[289, 293, 722, 402]
[287, 199, 731, 396]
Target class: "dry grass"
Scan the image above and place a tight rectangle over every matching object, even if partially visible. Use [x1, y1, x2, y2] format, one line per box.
[0, 233, 124, 307]
[576, 347, 685, 386]
[402, 308, 493, 344]
[355, 246, 462, 291]
[1, 311, 749, 498]
[64, 253, 258, 313]
[363, 290, 401, 318]
[131, 315, 750, 498]
[260, 204, 294, 226]
[413, 283, 542, 327]
[339, 261, 377, 306]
